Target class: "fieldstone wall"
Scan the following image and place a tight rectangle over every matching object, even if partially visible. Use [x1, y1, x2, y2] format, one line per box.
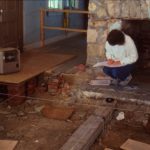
[87, 0, 150, 65]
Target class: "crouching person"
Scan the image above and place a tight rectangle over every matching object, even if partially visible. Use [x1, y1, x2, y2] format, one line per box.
[103, 29, 138, 86]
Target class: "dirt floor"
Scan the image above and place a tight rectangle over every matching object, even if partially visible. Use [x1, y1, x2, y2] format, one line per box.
[0, 80, 150, 150]
[0, 97, 94, 150]
[0, 88, 150, 150]
[101, 120, 150, 149]
[92, 120, 150, 150]
[91, 102, 150, 150]
[0, 67, 150, 150]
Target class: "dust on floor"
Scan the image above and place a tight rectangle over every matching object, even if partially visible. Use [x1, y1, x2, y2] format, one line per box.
[91, 102, 150, 150]
[0, 98, 94, 150]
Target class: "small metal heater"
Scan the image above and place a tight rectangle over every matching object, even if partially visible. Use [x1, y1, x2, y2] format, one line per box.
[0, 48, 20, 74]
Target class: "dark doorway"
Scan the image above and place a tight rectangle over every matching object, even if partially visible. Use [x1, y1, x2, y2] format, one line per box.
[0, 0, 23, 51]
[122, 20, 150, 69]
[122, 20, 150, 87]
[83, 0, 89, 29]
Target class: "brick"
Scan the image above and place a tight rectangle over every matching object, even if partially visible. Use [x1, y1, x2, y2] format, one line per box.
[7, 83, 26, 106]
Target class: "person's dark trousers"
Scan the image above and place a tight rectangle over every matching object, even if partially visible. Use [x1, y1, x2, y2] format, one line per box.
[103, 64, 135, 81]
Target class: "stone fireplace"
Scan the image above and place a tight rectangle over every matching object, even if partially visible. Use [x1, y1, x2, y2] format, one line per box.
[87, 0, 150, 66]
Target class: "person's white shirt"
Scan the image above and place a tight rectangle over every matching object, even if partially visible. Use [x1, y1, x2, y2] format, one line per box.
[105, 34, 138, 66]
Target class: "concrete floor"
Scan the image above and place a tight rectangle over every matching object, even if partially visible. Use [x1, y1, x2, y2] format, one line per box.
[43, 34, 87, 73]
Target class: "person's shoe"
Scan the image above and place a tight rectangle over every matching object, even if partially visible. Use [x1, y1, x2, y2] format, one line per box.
[119, 75, 132, 86]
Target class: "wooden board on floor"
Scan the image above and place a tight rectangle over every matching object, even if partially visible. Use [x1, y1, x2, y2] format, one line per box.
[60, 115, 104, 150]
[0, 140, 18, 150]
[0, 51, 75, 84]
[120, 139, 150, 150]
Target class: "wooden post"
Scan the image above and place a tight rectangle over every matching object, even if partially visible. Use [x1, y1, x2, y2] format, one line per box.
[40, 9, 45, 47]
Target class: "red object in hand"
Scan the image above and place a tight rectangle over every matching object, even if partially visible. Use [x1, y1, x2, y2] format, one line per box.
[107, 59, 121, 65]
[113, 61, 121, 65]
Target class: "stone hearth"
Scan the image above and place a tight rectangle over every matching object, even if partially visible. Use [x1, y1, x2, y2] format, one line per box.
[87, 0, 150, 65]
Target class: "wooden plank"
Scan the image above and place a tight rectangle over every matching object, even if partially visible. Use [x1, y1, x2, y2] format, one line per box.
[0, 140, 18, 150]
[120, 139, 150, 150]
[89, 79, 111, 86]
[41, 8, 90, 14]
[0, 51, 75, 84]
[44, 26, 87, 33]
[94, 106, 114, 122]
[60, 115, 104, 150]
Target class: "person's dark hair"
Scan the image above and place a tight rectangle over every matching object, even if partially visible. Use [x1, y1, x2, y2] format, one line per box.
[107, 29, 125, 45]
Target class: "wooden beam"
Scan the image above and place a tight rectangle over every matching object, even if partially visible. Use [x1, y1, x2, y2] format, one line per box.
[44, 26, 87, 33]
[60, 115, 104, 150]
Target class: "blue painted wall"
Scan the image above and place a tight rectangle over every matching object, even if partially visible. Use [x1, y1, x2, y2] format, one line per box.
[23, 0, 85, 46]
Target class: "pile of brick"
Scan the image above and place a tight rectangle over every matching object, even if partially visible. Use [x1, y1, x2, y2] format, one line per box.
[48, 74, 70, 96]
